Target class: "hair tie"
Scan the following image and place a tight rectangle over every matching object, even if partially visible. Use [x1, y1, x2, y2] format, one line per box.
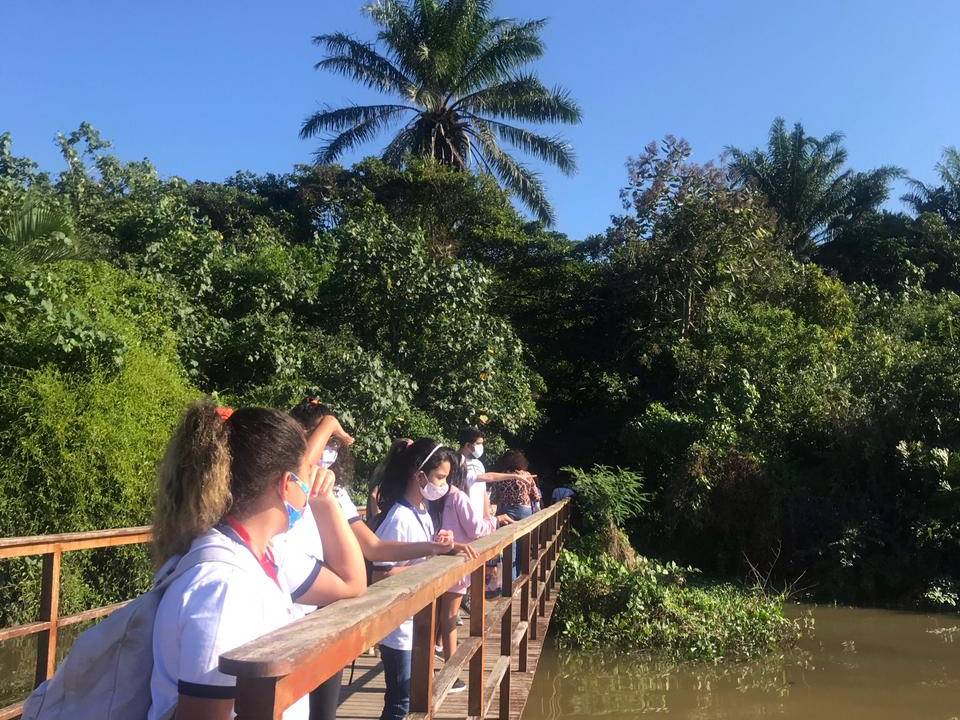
[417, 444, 441, 471]
[216, 406, 235, 422]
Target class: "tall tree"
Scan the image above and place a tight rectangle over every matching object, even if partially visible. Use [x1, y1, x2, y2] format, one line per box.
[300, 0, 581, 225]
[903, 146, 960, 228]
[727, 117, 902, 257]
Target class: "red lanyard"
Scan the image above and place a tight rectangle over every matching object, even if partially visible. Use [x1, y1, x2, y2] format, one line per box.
[223, 515, 282, 590]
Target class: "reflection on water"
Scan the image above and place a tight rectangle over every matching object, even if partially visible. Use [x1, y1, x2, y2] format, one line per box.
[0, 623, 92, 708]
[524, 605, 960, 720]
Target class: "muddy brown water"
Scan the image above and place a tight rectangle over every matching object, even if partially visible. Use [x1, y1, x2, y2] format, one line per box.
[522, 605, 960, 720]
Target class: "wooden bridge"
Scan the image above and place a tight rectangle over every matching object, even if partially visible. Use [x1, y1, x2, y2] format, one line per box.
[0, 500, 570, 720]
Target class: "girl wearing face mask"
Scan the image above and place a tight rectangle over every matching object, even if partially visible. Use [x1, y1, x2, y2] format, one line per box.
[148, 402, 366, 720]
[431, 455, 514, 691]
[372, 439, 476, 720]
[281, 402, 455, 720]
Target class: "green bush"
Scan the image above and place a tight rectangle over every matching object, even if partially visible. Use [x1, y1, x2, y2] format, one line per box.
[557, 549, 804, 660]
[0, 347, 195, 624]
[0, 256, 196, 625]
[564, 465, 648, 534]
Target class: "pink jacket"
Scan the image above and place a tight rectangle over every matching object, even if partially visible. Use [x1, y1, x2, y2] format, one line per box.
[441, 486, 497, 594]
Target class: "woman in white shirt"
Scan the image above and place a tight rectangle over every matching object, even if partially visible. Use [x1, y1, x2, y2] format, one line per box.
[148, 402, 366, 720]
[371, 438, 477, 720]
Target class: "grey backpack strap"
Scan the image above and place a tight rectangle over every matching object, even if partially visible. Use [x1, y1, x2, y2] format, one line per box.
[154, 545, 245, 593]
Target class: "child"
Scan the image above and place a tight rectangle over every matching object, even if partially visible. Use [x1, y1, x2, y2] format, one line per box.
[282, 402, 452, 720]
[434, 456, 512, 692]
[456, 427, 529, 594]
[148, 402, 366, 720]
[372, 439, 476, 720]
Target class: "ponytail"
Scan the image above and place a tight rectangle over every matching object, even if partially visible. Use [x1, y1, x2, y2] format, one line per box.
[152, 401, 306, 566]
[153, 401, 232, 566]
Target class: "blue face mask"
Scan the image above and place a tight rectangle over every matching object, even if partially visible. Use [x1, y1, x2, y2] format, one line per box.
[284, 472, 310, 530]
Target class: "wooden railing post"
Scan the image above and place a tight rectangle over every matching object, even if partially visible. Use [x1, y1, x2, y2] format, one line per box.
[468, 565, 486, 717]
[549, 514, 558, 595]
[544, 516, 554, 602]
[234, 677, 282, 720]
[410, 599, 437, 717]
[538, 521, 547, 618]
[499, 541, 513, 720]
[518, 531, 531, 672]
[34, 549, 61, 687]
[529, 524, 540, 640]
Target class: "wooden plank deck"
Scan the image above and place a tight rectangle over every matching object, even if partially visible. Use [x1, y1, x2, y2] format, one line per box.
[337, 591, 558, 720]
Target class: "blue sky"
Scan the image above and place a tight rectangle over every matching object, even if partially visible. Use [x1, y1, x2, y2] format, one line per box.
[3, 1, 959, 240]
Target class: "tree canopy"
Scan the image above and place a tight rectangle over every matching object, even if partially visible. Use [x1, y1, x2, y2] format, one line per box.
[2, 116, 960, 617]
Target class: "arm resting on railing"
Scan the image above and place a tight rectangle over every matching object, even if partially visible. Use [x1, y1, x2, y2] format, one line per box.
[351, 521, 449, 563]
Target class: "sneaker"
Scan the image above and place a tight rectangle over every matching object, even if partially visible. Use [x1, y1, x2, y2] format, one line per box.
[435, 644, 444, 659]
[456, 616, 464, 627]
[449, 679, 467, 693]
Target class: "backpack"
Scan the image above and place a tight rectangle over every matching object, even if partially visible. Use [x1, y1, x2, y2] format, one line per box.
[22, 544, 243, 720]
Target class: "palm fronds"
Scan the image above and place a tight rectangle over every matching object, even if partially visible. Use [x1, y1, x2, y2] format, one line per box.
[471, 119, 553, 225]
[727, 117, 903, 255]
[307, 0, 580, 224]
[902, 146, 960, 227]
[1, 204, 86, 271]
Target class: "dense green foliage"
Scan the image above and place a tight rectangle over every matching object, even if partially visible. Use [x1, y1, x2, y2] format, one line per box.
[0, 127, 543, 620]
[1, 109, 959, 624]
[557, 550, 802, 659]
[301, 0, 581, 224]
[557, 465, 802, 659]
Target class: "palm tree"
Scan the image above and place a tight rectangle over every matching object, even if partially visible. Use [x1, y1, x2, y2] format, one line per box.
[0, 203, 83, 273]
[902, 146, 960, 228]
[727, 118, 902, 257]
[300, 0, 581, 225]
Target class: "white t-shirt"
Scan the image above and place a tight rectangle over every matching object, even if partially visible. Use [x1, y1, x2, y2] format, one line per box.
[462, 455, 487, 515]
[273, 486, 361, 614]
[148, 527, 311, 720]
[373, 500, 434, 650]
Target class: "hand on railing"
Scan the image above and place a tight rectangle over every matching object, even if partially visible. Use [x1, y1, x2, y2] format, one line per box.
[496, 514, 515, 528]
[432, 530, 455, 554]
[453, 542, 478, 559]
[432, 530, 479, 559]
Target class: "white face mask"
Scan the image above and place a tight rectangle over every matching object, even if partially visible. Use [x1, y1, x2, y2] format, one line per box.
[420, 481, 449, 502]
[320, 444, 339, 469]
[472, 444, 484, 459]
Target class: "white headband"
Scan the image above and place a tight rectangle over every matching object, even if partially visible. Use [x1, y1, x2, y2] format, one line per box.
[417, 444, 442, 471]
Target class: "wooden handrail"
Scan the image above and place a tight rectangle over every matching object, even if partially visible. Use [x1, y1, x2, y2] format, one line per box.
[0, 525, 155, 720]
[0, 526, 152, 560]
[220, 501, 566, 676]
[221, 500, 571, 720]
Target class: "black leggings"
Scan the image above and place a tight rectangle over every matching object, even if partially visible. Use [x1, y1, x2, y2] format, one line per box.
[309, 668, 344, 720]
